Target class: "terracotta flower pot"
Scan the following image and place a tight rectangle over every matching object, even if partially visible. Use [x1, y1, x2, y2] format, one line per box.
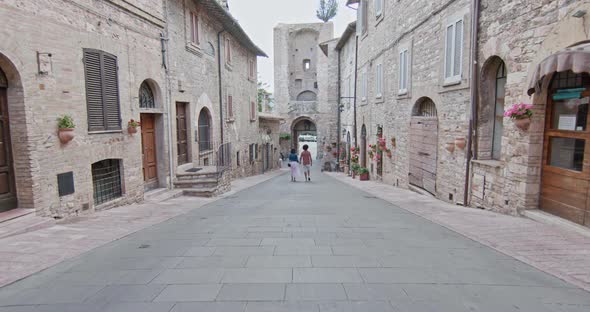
[455, 137, 466, 149]
[58, 128, 75, 144]
[445, 142, 455, 153]
[128, 126, 138, 134]
[514, 117, 531, 131]
[360, 172, 369, 181]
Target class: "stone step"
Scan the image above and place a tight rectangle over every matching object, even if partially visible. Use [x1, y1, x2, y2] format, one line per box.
[182, 187, 218, 198]
[144, 189, 184, 203]
[144, 188, 168, 200]
[0, 211, 55, 239]
[173, 179, 219, 188]
[176, 171, 220, 179]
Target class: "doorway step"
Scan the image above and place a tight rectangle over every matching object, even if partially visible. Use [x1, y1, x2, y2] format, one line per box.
[144, 188, 184, 204]
[523, 209, 590, 238]
[0, 209, 54, 239]
[174, 167, 224, 198]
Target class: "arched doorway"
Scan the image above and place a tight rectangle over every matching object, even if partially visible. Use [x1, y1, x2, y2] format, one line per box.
[292, 118, 317, 159]
[0, 66, 16, 211]
[541, 71, 590, 227]
[409, 97, 438, 195]
[360, 125, 367, 168]
[139, 80, 159, 190]
[198, 108, 212, 153]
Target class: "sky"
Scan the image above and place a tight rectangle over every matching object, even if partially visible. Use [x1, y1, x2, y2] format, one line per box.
[229, 0, 357, 92]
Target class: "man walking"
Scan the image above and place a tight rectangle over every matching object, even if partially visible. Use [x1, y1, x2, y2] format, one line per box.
[300, 144, 312, 181]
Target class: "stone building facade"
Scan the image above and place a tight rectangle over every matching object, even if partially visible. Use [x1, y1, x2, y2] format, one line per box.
[0, 0, 268, 218]
[338, 0, 473, 205]
[336, 0, 590, 227]
[274, 23, 338, 158]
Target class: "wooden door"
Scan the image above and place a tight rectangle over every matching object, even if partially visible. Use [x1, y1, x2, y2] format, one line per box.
[409, 117, 438, 195]
[541, 82, 590, 227]
[141, 114, 158, 189]
[0, 88, 16, 212]
[176, 103, 188, 165]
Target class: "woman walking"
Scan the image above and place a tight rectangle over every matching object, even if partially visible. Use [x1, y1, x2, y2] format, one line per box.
[288, 148, 300, 182]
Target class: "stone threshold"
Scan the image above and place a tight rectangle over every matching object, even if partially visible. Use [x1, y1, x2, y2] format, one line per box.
[325, 172, 590, 292]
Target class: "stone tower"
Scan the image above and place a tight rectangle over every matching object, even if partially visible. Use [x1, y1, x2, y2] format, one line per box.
[273, 22, 337, 158]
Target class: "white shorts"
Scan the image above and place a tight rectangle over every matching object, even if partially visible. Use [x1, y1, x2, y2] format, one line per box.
[302, 165, 311, 172]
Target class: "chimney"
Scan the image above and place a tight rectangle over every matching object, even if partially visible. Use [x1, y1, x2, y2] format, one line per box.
[219, 0, 229, 10]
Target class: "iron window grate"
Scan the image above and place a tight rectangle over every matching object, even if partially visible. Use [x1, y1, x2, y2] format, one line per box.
[92, 159, 122, 206]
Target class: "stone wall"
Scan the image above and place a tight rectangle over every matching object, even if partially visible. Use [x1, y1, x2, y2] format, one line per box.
[473, 0, 590, 215]
[341, 0, 472, 204]
[0, 0, 167, 217]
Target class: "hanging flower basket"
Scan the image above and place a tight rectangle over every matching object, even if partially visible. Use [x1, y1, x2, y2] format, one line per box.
[504, 103, 533, 131]
[57, 115, 76, 144]
[128, 119, 141, 134]
[455, 137, 466, 149]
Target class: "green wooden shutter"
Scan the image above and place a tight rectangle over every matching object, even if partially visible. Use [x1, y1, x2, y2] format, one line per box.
[83, 50, 105, 131]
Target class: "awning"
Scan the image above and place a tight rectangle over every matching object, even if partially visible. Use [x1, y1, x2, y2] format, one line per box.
[527, 41, 590, 96]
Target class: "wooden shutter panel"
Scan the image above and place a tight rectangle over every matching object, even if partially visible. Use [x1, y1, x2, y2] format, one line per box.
[102, 53, 121, 130]
[84, 50, 105, 131]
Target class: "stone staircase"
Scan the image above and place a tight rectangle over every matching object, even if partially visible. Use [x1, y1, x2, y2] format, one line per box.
[143, 188, 184, 203]
[174, 170, 223, 198]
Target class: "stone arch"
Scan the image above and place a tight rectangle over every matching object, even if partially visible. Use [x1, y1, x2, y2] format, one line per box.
[0, 52, 34, 210]
[139, 79, 163, 109]
[409, 97, 438, 195]
[296, 90, 317, 101]
[291, 117, 317, 156]
[478, 56, 507, 160]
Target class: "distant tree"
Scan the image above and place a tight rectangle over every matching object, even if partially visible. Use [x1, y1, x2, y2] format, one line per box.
[257, 81, 273, 112]
[316, 0, 338, 23]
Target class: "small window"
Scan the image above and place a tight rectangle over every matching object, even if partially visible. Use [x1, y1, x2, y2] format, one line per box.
[295, 79, 303, 89]
[190, 11, 199, 45]
[92, 159, 122, 206]
[139, 81, 155, 108]
[375, 0, 383, 17]
[225, 37, 232, 64]
[303, 59, 311, 71]
[361, 69, 368, 100]
[227, 94, 233, 119]
[375, 63, 383, 98]
[57, 172, 75, 197]
[399, 49, 409, 94]
[237, 151, 240, 167]
[358, 0, 368, 35]
[251, 99, 257, 121]
[444, 19, 464, 83]
[248, 59, 256, 79]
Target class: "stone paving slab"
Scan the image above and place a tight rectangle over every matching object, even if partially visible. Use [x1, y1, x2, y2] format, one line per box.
[326, 172, 590, 292]
[0, 170, 287, 288]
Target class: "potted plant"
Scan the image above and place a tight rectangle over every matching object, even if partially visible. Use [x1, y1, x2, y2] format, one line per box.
[504, 103, 533, 131]
[358, 167, 369, 181]
[128, 119, 141, 134]
[455, 137, 466, 149]
[351, 163, 360, 179]
[57, 115, 75, 144]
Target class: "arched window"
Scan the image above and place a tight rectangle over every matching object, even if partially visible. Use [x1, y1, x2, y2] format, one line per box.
[492, 62, 506, 159]
[296, 90, 317, 101]
[198, 108, 212, 152]
[139, 81, 155, 108]
[478, 57, 506, 160]
[0, 68, 7, 88]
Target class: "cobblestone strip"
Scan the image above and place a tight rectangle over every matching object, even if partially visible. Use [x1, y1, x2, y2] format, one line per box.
[326, 172, 590, 292]
[0, 170, 287, 288]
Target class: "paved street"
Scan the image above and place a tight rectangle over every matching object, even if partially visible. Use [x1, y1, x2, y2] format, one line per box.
[1, 169, 589, 312]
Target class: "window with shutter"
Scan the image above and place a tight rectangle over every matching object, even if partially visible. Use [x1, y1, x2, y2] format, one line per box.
[227, 94, 233, 119]
[444, 19, 464, 84]
[375, 0, 383, 17]
[362, 0, 368, 34]
[84, 49, 121, 132]
[399, 49, 409, 94]
[251, 100, 257, 121]
[225, 38, 232, 64]
[190, 11, 199, 45]
[376, 63, 383, 98]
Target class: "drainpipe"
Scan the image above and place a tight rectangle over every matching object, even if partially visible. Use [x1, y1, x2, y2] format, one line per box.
[465, 0, 481, 206]
[217, 30, 226, 144]
[353, 35, 359, 147]
[162, 1, 174, 190]
[336, 47, 342, 167]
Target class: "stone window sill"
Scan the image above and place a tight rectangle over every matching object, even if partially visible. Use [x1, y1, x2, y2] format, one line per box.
[472, 159, 503, 168]
[226, 118, 235, 123]
[88, 130, 123, 135]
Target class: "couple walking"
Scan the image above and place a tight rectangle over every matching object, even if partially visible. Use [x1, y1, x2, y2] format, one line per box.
[288, 145, 312, 182]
